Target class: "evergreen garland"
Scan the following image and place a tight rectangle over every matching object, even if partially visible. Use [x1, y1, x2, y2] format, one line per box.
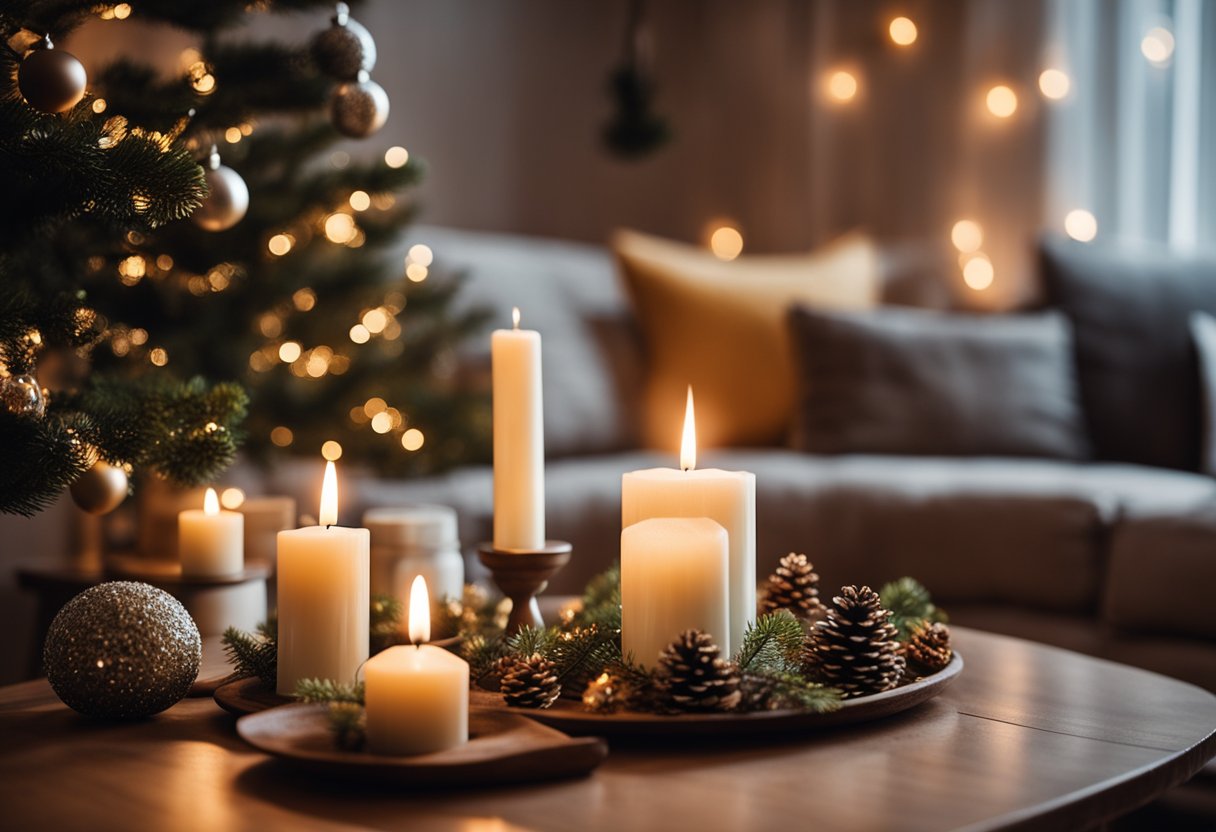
[879, 577, 948, 641]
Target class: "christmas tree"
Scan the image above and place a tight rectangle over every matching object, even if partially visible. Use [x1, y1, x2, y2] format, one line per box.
[1, 1, 489, 517]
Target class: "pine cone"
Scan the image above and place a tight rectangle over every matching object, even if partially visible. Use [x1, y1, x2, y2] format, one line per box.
[658, 629, 742, 712]
[759, 552, 823, 620]
[499, 653, 561, 709]
[905, 621, 952, 675]
[739, 672, 782, 712]
[805, 585, 905, 698]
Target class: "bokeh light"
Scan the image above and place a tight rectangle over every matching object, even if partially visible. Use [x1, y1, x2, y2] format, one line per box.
[709, 226, 744, 261]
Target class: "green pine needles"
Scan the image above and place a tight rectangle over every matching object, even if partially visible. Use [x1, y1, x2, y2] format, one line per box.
[879, 576, 948, 640]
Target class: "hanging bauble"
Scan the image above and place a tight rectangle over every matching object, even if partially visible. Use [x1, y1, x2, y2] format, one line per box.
[18, 36, 87, 114]
[0, 373, 46, 418]
[193, 146, 249, 232]
[44, 581, 201, 719]
[312, 2, 377, 81]
[70, 458, 129, 515]
[329, 72, 389, 138]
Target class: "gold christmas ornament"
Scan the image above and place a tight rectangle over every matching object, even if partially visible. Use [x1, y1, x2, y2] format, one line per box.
[69, 458, 129, 515]
[44, 581, 201, 719]
[329, 73, 389, 138]
[312, 2, 377, 81]
[0, 373, 45, 417]
[18, 36, 87, 114]
[193, 146, 249, 232]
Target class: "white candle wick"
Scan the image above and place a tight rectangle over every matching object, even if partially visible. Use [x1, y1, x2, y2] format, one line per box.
[680, 385, 697, 472]
[409, 574, 431, 645]
[512, 306, 521, 330]
[319, 460, 339, 528]
[203, 487, 219, 515]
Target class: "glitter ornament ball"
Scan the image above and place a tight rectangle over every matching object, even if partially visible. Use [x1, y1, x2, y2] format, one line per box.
[1, 373, 45, 417]
[312, 2, 377, 81]
[18, 37, 87, 114]
[329, 73, 389, 138]
[69, 459, 129, 515]
[193, 147, 249, 232]
[44, 582, 201, 719]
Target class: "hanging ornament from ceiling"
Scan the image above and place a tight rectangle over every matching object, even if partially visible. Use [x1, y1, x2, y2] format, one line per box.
[18, 35, 87, 114]
[603, 0, 670, 160]
[193, 145, 249, 232]
[313, 4, 390, 138]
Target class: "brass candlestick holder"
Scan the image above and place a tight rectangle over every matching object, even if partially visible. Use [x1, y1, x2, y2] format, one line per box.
[477, 541, 572, 635]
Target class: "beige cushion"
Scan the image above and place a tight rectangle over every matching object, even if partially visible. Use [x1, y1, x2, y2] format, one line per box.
[613, 229, 880, 451]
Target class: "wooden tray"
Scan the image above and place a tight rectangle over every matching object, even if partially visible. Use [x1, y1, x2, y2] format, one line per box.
[471, 653, 962, 739]
[214, 677, 294, 716]
[237, 704, 608, 785]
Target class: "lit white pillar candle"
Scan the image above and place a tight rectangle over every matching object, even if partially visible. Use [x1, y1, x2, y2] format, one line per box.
[179, 487, 244, 578]
[364, 576, 469, 755]
[492, 306, 545, 550]
[276, 461, 369, 695]
[621, 517, 729, 668]
[621, 388, 756, 655]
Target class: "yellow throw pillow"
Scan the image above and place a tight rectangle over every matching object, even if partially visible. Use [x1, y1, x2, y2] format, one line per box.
[613, 228, 880, 451]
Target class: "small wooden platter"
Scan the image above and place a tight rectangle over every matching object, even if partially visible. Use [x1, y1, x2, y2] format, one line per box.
[237, 704, 608, 786]
[472, 653, 962, 739]
[214, 677, 294, 716]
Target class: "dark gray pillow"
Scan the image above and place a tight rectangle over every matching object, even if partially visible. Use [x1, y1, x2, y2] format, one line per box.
[788, 305, 1090, 460]
[1190, 312, 1216, 476]
[1041, 234, 1216, 471]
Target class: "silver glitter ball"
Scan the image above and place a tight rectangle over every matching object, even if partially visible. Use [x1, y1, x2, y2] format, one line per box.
[44, 581, 201, 719]
[312, 4, 377, 81]
[1, 373, 45, 417]
[329, 74, 389, 138]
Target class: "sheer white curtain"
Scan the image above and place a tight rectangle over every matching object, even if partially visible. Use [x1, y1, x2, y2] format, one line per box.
[1045, 0, 1216, 249]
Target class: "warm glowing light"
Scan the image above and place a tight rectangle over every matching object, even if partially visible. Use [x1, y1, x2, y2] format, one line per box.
[293, 288, 316, 311]
[384, 146, 410, 168]
[1038, 68, 1070, 100]
[1064, 209, 1098, 242]
[962, 254, 995, 290]
[362, 308, 388, 334]
[324, 213, 357, 244]
[408, 244, 434, 266]
[826, 70, 859, 102]
[406, 263, 428, 282]
[363, 397, 387, 417]
[680, 386, 697, 472]
[408, 574, 430, 644]
[129, 328, 147, 345]
[512, 307, 521, 329]
[888, 17, 918, 46]
[278, 341, 302, 363]
[224, 126, 241, 144]
[1141, 27, 1175, 65]
[220, 487, 245, 509]
[349, 324, 370, 344]
[203, 487, 219, 515]
[371, 412, 392, 434]
[709, 226, 744, 261]
[193, 73, 216, 94]
[149, 347, 168, 366]
[348, 190, 371, 212]
[986, 85, 1018, 118]
[950, 219, 983, 253]
[156, 254, 173, 271]
[270, 426, 294, 447]
[267, 234, 293, 256]
[113, 3, 131, 19]
[319, 460, 338, 525]
[401, 428, 424, 451]
[330, 150, 350, 168]
[92, 98, 107, 113]
[321, 440, 343, 461]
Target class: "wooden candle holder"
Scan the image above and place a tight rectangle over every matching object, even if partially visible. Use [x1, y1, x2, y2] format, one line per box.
[477, 541, 572, 635]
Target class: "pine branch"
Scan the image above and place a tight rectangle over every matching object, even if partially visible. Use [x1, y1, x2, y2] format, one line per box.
[879, 577, 947, 641]
[462, 633, 510, 690]
[221, 625, 276, 686]
[293, 678, 365, 705]
[574, 565, 622, 631]
[369, 593, 403, 642]
[506, 625, 556, 659]
[741, 670, 842, 713]
[546, 625, 619, 697]
[734, 611, 806, 673]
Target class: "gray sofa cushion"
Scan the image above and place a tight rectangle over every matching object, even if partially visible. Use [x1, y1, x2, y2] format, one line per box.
[1191, 312, 1216, 476]
[788, 306, 1089, 460]
[1040, 234, 1216, 471]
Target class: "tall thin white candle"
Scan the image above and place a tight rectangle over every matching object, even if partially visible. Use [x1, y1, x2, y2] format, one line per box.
[275, 461, 369, 695]
[492, 306, 545, 550]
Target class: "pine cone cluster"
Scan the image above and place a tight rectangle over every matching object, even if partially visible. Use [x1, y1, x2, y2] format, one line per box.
[905, 621, 953, 675]
[759, 552, 823, 620]
[658, 629, 741, 712]
[805, 585, 905, 698]
[499, 653, 561, 709]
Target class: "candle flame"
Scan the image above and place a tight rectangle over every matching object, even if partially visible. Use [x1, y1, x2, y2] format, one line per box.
[408, 574, 431, 645]
[512, 306, 521, 330]
[680, 385, 697, 471]
[319, 460, 338, 527]
[203, 487, 219, 515]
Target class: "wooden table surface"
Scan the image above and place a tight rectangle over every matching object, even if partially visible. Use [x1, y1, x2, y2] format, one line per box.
[1, 627, 1213, 832]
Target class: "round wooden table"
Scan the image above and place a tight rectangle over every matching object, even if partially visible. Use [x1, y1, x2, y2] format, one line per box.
[1, 627, 1213, 831]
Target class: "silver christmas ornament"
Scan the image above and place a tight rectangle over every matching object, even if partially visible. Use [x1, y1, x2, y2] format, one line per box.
[193, 146, 249, 232]
[44, 581, 201, 719]
[18, 36, 87, 114]
[70, 458, 129, 515]
[1, 373, 45, 417]
[312, 2, 377, 81]
[329, 73, 389, 138]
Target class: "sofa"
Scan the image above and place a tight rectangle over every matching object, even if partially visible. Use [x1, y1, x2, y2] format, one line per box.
[311, 224, 1216, 693]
